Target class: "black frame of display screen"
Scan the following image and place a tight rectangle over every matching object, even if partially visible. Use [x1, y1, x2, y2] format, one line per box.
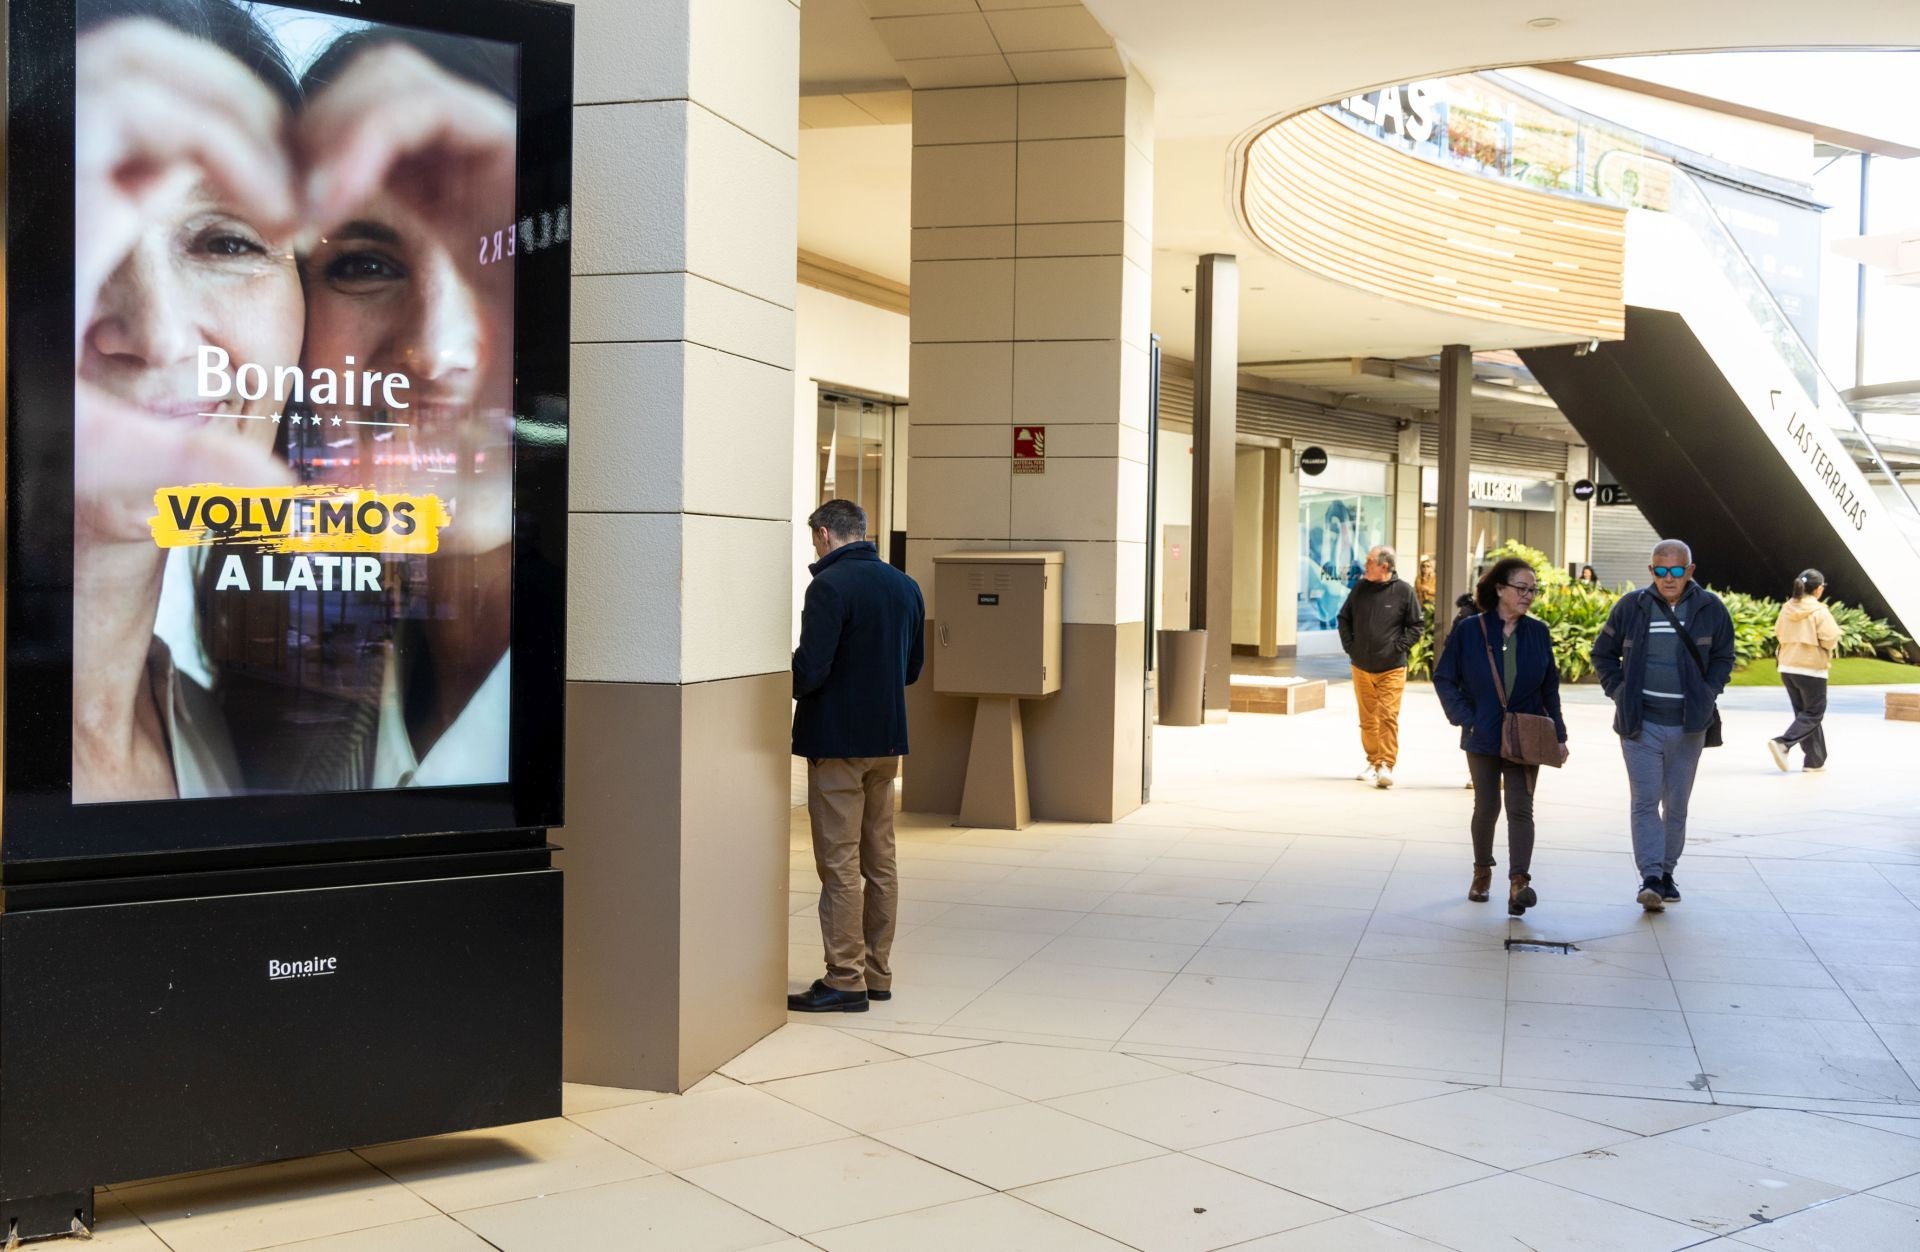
[2, 0, 572, 869]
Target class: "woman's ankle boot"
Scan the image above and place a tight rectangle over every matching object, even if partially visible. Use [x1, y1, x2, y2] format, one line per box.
[1508, 873, 1537, 916]
[1469, 867, 1492, 902]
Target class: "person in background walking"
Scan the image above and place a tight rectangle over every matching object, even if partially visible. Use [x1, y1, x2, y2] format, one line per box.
[1338, 545, 1424, 789]
[1433, 556, 1567, 914]
[1591, 540, 1736, 912]
[1414, 555, 1437, 609]
[1769, 568, 1840, 773]
[789, 499, 925, 1013]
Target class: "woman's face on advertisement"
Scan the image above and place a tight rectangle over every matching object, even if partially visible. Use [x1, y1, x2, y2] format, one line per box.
[302, 187, 513, 553]
[80, 180, 302, 444]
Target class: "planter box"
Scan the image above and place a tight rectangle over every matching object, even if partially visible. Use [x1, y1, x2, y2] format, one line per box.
[1889, 693, 1920, 723]
[1229, 677, 1326, 716]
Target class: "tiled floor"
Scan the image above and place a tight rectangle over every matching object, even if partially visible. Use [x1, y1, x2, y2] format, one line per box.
[92, 681, 1920, 1249]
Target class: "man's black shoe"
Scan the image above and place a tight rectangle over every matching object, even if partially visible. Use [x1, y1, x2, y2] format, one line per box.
[869, 989, 892, 1001]
[1636, 876, 1665, 912]
[1659, 874, 1681, 903]
[787, 980, 869, 1013]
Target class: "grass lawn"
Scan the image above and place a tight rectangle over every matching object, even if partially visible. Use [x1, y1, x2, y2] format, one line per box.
[1729, 656, 1920, 687]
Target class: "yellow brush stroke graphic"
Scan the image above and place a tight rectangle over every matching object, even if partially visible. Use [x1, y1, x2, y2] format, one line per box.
[150, 485, 451, 555]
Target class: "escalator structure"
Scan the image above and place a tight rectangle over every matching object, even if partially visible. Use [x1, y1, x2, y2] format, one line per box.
[1521, 166, 1920, 636]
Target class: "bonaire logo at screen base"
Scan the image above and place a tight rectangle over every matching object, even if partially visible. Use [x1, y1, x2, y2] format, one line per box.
[268, 956, 338, 981]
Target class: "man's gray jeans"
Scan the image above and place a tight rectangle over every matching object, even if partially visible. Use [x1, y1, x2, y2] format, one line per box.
[1621, 719, 1707, 878]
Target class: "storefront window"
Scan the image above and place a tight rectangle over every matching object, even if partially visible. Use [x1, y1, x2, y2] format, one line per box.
[1418, 467, 1564, 574]
[1298, 458, 1390, 635]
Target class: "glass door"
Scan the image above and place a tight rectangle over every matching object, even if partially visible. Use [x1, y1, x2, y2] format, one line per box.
[816, 391, 895, 561]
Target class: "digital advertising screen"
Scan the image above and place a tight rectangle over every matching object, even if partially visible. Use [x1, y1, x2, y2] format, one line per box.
[5, 0, 572, 862]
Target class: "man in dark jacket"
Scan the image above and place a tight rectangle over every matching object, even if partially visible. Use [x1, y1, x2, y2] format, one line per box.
[1590, 539, 1736, 913]
[789, 499, 925, 1013]
[1337, 545, 1424, 789]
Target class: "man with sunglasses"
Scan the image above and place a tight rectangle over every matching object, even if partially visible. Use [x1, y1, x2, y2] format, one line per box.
[1591, 540, 1736, 912]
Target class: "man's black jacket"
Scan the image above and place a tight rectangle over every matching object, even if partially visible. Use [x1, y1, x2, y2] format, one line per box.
[1590, 582, 1735, 737]
[1337, 575, 1425, 673]
[792, 542, 926, 759]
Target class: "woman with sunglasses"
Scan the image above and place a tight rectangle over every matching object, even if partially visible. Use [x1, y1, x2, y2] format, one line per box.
[1433, 556, 1568, 914]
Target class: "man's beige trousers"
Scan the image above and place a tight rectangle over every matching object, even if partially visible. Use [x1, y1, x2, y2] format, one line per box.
[1351, 665, 1407, 769]
[805, 756, 900, 993]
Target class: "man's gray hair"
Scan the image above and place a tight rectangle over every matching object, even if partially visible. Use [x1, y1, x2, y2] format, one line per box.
[1370, 545, 1397, 573]
[1650, 538, 1693, 565]
[808, 498, 868, 541]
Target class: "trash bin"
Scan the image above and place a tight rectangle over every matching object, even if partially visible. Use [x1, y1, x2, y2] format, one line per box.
[1157, 629, 1207, 726]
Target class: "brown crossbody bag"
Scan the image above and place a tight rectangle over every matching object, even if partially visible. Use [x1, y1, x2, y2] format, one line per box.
[1478, 617, 1568, 768]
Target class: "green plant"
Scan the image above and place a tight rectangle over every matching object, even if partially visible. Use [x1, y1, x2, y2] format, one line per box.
[1826, 600, 1913, 660]
[1531, 583, 1613, 682]
[1484, 540, 1570, 591]
[1715, 591, 1778, 668]
[1408, 613, 1437, 679]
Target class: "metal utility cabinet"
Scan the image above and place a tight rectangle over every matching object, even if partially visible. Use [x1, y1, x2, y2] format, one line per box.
[932, 552, 1063, 828]
[933, 552, 1063, 698]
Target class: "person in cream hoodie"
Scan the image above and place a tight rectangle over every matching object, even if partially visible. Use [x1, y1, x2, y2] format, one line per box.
[1769, 569, 1842, 772]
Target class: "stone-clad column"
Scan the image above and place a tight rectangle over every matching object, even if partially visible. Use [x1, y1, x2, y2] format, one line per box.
[558, 0, 798, 1092]
[903, 74, 1155, 822]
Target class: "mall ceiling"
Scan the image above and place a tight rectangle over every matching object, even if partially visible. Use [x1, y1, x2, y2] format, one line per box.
[798, 1, 1920, 365]
[1079, 1, 1920, 138]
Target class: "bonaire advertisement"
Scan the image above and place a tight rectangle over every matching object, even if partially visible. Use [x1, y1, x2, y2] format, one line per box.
[73, 0, 520, 803]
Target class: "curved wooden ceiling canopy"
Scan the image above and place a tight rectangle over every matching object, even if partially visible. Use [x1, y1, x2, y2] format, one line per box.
[1240, 110, 1627, 342]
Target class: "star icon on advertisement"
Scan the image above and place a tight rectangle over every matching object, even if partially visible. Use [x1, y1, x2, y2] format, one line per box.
[332, 415, 343, 426]
[271, 413, 282, 424]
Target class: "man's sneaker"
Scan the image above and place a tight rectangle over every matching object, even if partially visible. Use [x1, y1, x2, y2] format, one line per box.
[1805, 763, 1826, 773]
[1636, 876, 1666, 912]
[1374, 766, 1394, 789]
[1659, 874, 1681, 903]
[1357, 764, 1378, 785]
[1767, 739, 1790, 773]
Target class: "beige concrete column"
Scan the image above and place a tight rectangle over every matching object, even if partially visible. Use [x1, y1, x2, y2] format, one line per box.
[1231, 446, 1264, 649]
[1273, 447, 1301, 654]
[903, 74, 1154, 823]
[1394, 423, 1424, 580]
[559, 0, 798, 1092]
[1563, 443, 1593, 570]
[1390, 461, 1421, 575]
[1259, 448, 1284, 657]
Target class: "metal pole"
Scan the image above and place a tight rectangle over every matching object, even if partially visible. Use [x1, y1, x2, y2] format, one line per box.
[1191, 254, 1239, 715]
[1145, 334, 1161, 672]
[1434, 345, 1473, 655]
[1143, 334, 1162, 803]
[1855, 152, 1871, 389]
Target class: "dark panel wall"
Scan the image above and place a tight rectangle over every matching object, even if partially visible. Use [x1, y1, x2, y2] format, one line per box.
[1522, 308, 1895, 626]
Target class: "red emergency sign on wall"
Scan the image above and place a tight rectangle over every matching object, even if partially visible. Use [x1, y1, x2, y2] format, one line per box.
[1013, 426, 1046, 474]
